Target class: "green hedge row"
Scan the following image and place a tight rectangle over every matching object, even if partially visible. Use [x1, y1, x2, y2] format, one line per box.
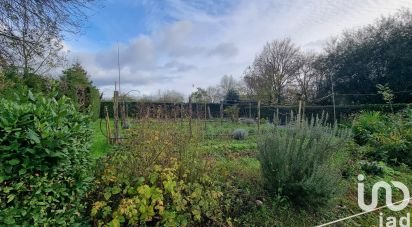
[0, 90, 93, 225]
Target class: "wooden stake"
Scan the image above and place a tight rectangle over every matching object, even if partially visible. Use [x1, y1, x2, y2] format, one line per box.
[298, 100, 302, 126]
[257, 100, 261, 133]
[276, 108, 279, 125]
[113, 89, 120, 144]
[249, 102, 252, 119]
[220, 101, 223, 124]
[189, 97, 192, 137]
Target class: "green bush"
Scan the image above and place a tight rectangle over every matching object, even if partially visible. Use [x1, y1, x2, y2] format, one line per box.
[353, 109, 412, 167]
[0, 90, 93, 225]
[352, 111, 386, 145]
[233, 128, 248, 140]
[258, 117, 351, 207]
[89, 120, 232, 226]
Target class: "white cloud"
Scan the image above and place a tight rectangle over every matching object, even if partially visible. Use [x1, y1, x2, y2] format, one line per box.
[68, 0, 412, 97]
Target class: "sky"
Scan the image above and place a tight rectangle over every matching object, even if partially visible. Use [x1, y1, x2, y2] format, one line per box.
[64, 0, 412, 98]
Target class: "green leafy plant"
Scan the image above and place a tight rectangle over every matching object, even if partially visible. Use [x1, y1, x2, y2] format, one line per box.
[0, 90, 93, 225]
[258, 116, 351, 207]
[89, 120, 233, 226]
[352, 111, 386, 145]
[359, 160, 384, 176]
[353, 109, 412, 167]
[91, 161, 229, 226]
[377, 84, 395, 113]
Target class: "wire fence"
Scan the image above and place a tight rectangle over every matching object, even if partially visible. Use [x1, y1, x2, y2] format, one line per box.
[101, 101, 411, 122]
[100, 98, 411, 143]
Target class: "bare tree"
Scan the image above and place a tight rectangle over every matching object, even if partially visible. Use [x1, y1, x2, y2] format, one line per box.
[244, 38, 301, 104]
[220, 74, 237, 95]
[206, 86, 222, 103]
[293, 53, 319, 102]
[0, 0, 94, 75]
[158, 90, 185, 103]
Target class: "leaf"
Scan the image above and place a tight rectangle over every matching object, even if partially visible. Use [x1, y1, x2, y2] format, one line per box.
[111, 186, 121, 195]
[8, 159, 20, 166]
[18, 169, 26, 175]
[28, 90, 36, 101]
[4, 216, 15, 225]
[104, 191, 112, 200]
[26, 129, 40, 144]
[7, 194, 15, 203]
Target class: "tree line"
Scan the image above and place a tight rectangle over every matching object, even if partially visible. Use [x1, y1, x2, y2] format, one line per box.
[191, 10, 412, 106]
[1, 1, 411, 108]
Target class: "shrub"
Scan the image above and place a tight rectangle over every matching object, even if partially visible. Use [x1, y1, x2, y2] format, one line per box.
[353, 109, 412, 167]
[89, 120, 232, 226]
[0, 90, 92, 225]
[91, 161, 228, 226]
[233, 128, 248, 140]
[224, 106, 239, 122]
[258, 117, 351, 207]
[371, 127, 412, 167]
[359, 160, 384, 176]
[352, 111, 386, 145]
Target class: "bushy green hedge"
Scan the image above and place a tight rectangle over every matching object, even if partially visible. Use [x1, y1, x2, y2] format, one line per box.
[0, 90, 93, 225]
[258, 118, 351, 207]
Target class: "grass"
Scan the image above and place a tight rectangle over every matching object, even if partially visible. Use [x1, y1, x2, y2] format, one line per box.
[198, 121, 412, 226]
[90, 120, 111, 158]
[90, 118, 130, 157]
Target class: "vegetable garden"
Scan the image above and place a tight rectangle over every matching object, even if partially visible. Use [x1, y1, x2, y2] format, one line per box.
[1, 88, 411, 226]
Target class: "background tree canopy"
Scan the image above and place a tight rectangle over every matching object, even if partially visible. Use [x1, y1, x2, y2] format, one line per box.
[0, 0, 94, 75]
[314, 10, 412, 105]
[240, 10, 412, 106]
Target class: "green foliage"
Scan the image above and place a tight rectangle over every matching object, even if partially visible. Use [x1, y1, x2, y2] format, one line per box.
[24, 73, 52, 93]
[353, 109, 412, 167]
[352, 112, 387, 145]
[224, 105, 239, 122]
[315, 10, 412, 104]
[359, 160, 384, 176]
[352, 111, 386, 145]
[224, 88, 240, 104]
[190, 87, 209, 103]
[377, 84, 394, 112]
[0, 90, 93, 225]
[89, 121, 232, 226]
[258, 117, 351, 207]
[233, 128, 248, 140]
[0, 67, 57, 99]
[91, 162, 228, 226]
[60, 63, 100, 119]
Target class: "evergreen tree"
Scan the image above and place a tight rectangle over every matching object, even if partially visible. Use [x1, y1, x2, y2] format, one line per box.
[60, 63, 100, 119]
[224, 89, 240, 104]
